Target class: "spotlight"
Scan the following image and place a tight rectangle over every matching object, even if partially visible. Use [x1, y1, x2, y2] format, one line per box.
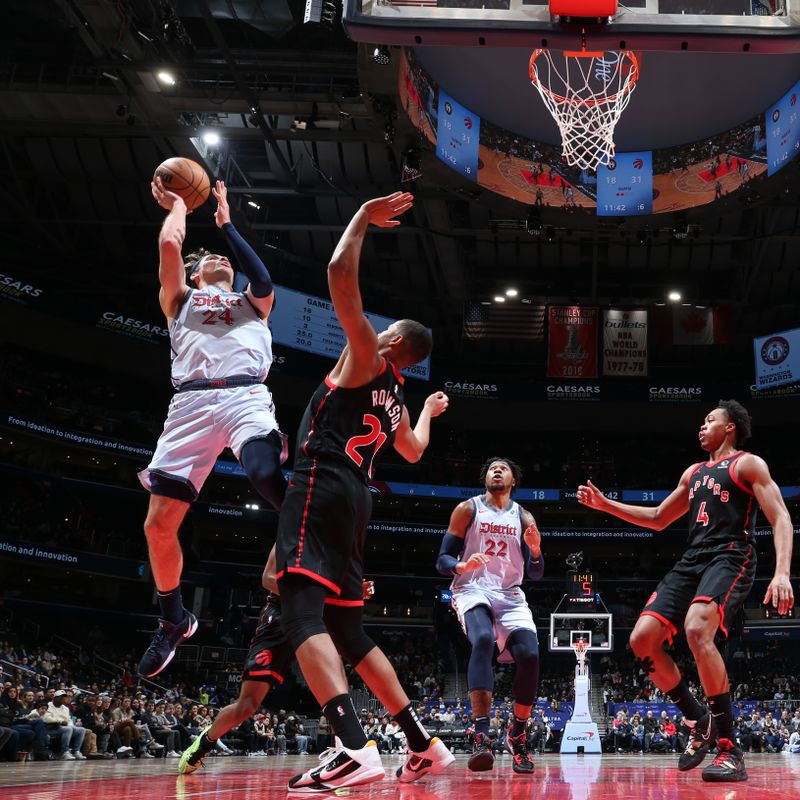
[202, 130, 221, 146]
[505, 289, 518, 297]
[493, 296, 506, 303]
[247, 201, 261, 210]
[157, 70, 176, 86]
[373, 45, 391, 66]
[668, 291, 682, 302]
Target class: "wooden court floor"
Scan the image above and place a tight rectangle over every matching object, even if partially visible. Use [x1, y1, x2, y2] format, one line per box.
[1, 752, 798, 800]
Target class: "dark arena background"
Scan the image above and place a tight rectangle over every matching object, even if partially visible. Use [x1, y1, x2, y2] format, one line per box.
[1, 0, 799, 798]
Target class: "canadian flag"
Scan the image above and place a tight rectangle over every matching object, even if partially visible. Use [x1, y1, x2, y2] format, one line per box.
[654, 306, 730, 346]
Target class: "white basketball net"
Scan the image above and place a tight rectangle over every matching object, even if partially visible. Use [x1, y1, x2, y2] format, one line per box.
[529, 49, 640, 172]
[572, 638, 589, 663]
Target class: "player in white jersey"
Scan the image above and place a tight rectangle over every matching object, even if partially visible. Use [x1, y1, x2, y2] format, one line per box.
[436, 457, 544, 774]
[136, 178, 287, 678]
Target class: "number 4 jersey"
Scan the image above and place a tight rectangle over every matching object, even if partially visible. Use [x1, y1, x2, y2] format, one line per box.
[294, 357, 404, 483]
[169, 286, 273, 389]
[452, 496, 527, 592]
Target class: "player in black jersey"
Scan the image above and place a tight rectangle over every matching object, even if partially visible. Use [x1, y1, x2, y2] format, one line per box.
[577, 400, 794, 783]
[178, 546, 375, 775]
[275, 193, 453, 793]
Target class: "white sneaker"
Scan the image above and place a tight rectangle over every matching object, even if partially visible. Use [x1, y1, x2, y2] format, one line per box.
[149, 742, 166, 750]
[140, 751, 155, 759]
[73, 751, 87, 760]
[116, 746, 133, 756]
[288, 738, 384, 793]
[396, 737, 455, 783]
[60, 752, 76, 761]
[167, 751, 180, 758]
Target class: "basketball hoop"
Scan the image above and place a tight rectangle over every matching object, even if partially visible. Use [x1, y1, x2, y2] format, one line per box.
[529, 48, 640, 172]
[572, 637, 590, 660]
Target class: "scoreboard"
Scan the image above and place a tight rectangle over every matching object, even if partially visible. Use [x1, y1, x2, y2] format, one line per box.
[597, 151, 653, 216]
[567, 571, 595, 604]
[269, 284, 431, 380]
[767, 78, 800, 176]
[436, 89, 480, 182]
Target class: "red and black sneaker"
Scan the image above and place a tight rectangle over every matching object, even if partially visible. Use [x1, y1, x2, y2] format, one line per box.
[467, 732, 494, 772]
[505, 732, 534, 775]
[701, 738, 747, 783]
[678, 712, 714, 771]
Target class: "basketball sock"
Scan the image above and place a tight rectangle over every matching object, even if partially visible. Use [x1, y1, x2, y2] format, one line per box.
[157, 586, 185, 624]
[200, 731, 217, 752]
[708, 692, 735, 742]
[474, 716, 490, 736]
[323, 695, 368, 751]
[666, 679, 705, 722]
[510, 715, 527, 738]
[394, 703, 431, 753]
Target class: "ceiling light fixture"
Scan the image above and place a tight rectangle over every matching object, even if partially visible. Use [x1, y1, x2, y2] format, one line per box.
[157, 70, 176, 86]
[668, 291, 682, 302]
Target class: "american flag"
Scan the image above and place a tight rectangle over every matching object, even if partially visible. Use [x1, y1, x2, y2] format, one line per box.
[463, 301, 546, 341]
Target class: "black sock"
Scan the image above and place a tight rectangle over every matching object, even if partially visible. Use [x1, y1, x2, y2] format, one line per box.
[510, 715, 527, 738]
[323, 695, 367, 750]
[708, 692, 735, 743]
[200, 731, 216, 752]
[157, 586, 185, 624]
[666, 679, 705, 722]
[474, 716, 490, 736]
[393, 704, 431, 753]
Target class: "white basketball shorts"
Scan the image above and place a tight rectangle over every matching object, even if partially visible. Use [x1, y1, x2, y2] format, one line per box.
[451, 585, 537, 664]
[138, 383, 286, 501]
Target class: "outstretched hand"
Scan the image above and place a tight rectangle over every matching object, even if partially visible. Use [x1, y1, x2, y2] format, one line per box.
[362, 192, 414, 227]
[576, 479, 607, 510]
[424, 391, 449, 418]
[151, 176, 188, 213]
[459, 552, 491, 574]
[211, 180, 231, 228]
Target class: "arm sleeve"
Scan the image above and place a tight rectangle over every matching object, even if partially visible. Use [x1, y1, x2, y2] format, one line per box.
[520, 539, 545, 581]
[220, 222, 274, 298]
[436, 533, 463, 576]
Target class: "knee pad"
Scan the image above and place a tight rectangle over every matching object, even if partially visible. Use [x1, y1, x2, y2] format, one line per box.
[278, 578, 328, 651]
[324, 607, 375, 666]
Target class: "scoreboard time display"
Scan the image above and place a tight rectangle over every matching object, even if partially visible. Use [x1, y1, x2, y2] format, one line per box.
[568, 571, 595, 603]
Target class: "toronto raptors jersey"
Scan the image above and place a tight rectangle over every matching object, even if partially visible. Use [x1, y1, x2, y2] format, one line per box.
[686, 451, 756, 548]
[295, 358, 404, 483]
[452, 495, 526, 592]
[169, 287, 273, 388]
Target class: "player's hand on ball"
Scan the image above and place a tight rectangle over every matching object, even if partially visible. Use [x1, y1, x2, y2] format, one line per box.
[577, 480, 606, 509]
[362, 580, 375, 600]
[459, 553, 491, 574]
[763, 575, 795, 616]
[211, 180, 231, 228]
[362, 192, 414, 227]
[523, 521, 541, 556]
[425, 392, 449, 417]
[151, 176, 187, 213]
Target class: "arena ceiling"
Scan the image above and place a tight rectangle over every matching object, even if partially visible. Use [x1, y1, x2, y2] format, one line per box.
[2, 0, 799, 367]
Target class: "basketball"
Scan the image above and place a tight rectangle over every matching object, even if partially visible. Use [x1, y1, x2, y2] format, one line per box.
[153, 157, 210, 210]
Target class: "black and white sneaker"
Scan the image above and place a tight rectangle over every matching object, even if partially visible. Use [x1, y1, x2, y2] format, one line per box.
[701, 738, 748, 783]
[396, 737, 454, 783]
[678, 712, 714, 771]
[505, 732, 535, 774]
[288, 738, 385, 793]
[467, 732, 494, 772]
[138, 611, 198, 678]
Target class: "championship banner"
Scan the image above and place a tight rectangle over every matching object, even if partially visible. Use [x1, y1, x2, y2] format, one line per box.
[602, 309, 648, 376]
[753, 327, 800, 389]
[547, 306, 598, 379]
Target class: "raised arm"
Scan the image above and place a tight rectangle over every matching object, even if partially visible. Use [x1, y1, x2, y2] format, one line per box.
[212, 181, 275, 320]
[327, 192, 414, 387]
[152, 177, 189, 321]
[738, 454, 795, 615]
[393, 391, 449, 463]
[576, 464, 695, 531]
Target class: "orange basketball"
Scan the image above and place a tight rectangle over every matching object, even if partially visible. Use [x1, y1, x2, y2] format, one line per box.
[153, 157, 210, 211]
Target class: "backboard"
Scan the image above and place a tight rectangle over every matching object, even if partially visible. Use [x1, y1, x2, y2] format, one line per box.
[549, 612, 613, 652]
[344, 0, 800, 53]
